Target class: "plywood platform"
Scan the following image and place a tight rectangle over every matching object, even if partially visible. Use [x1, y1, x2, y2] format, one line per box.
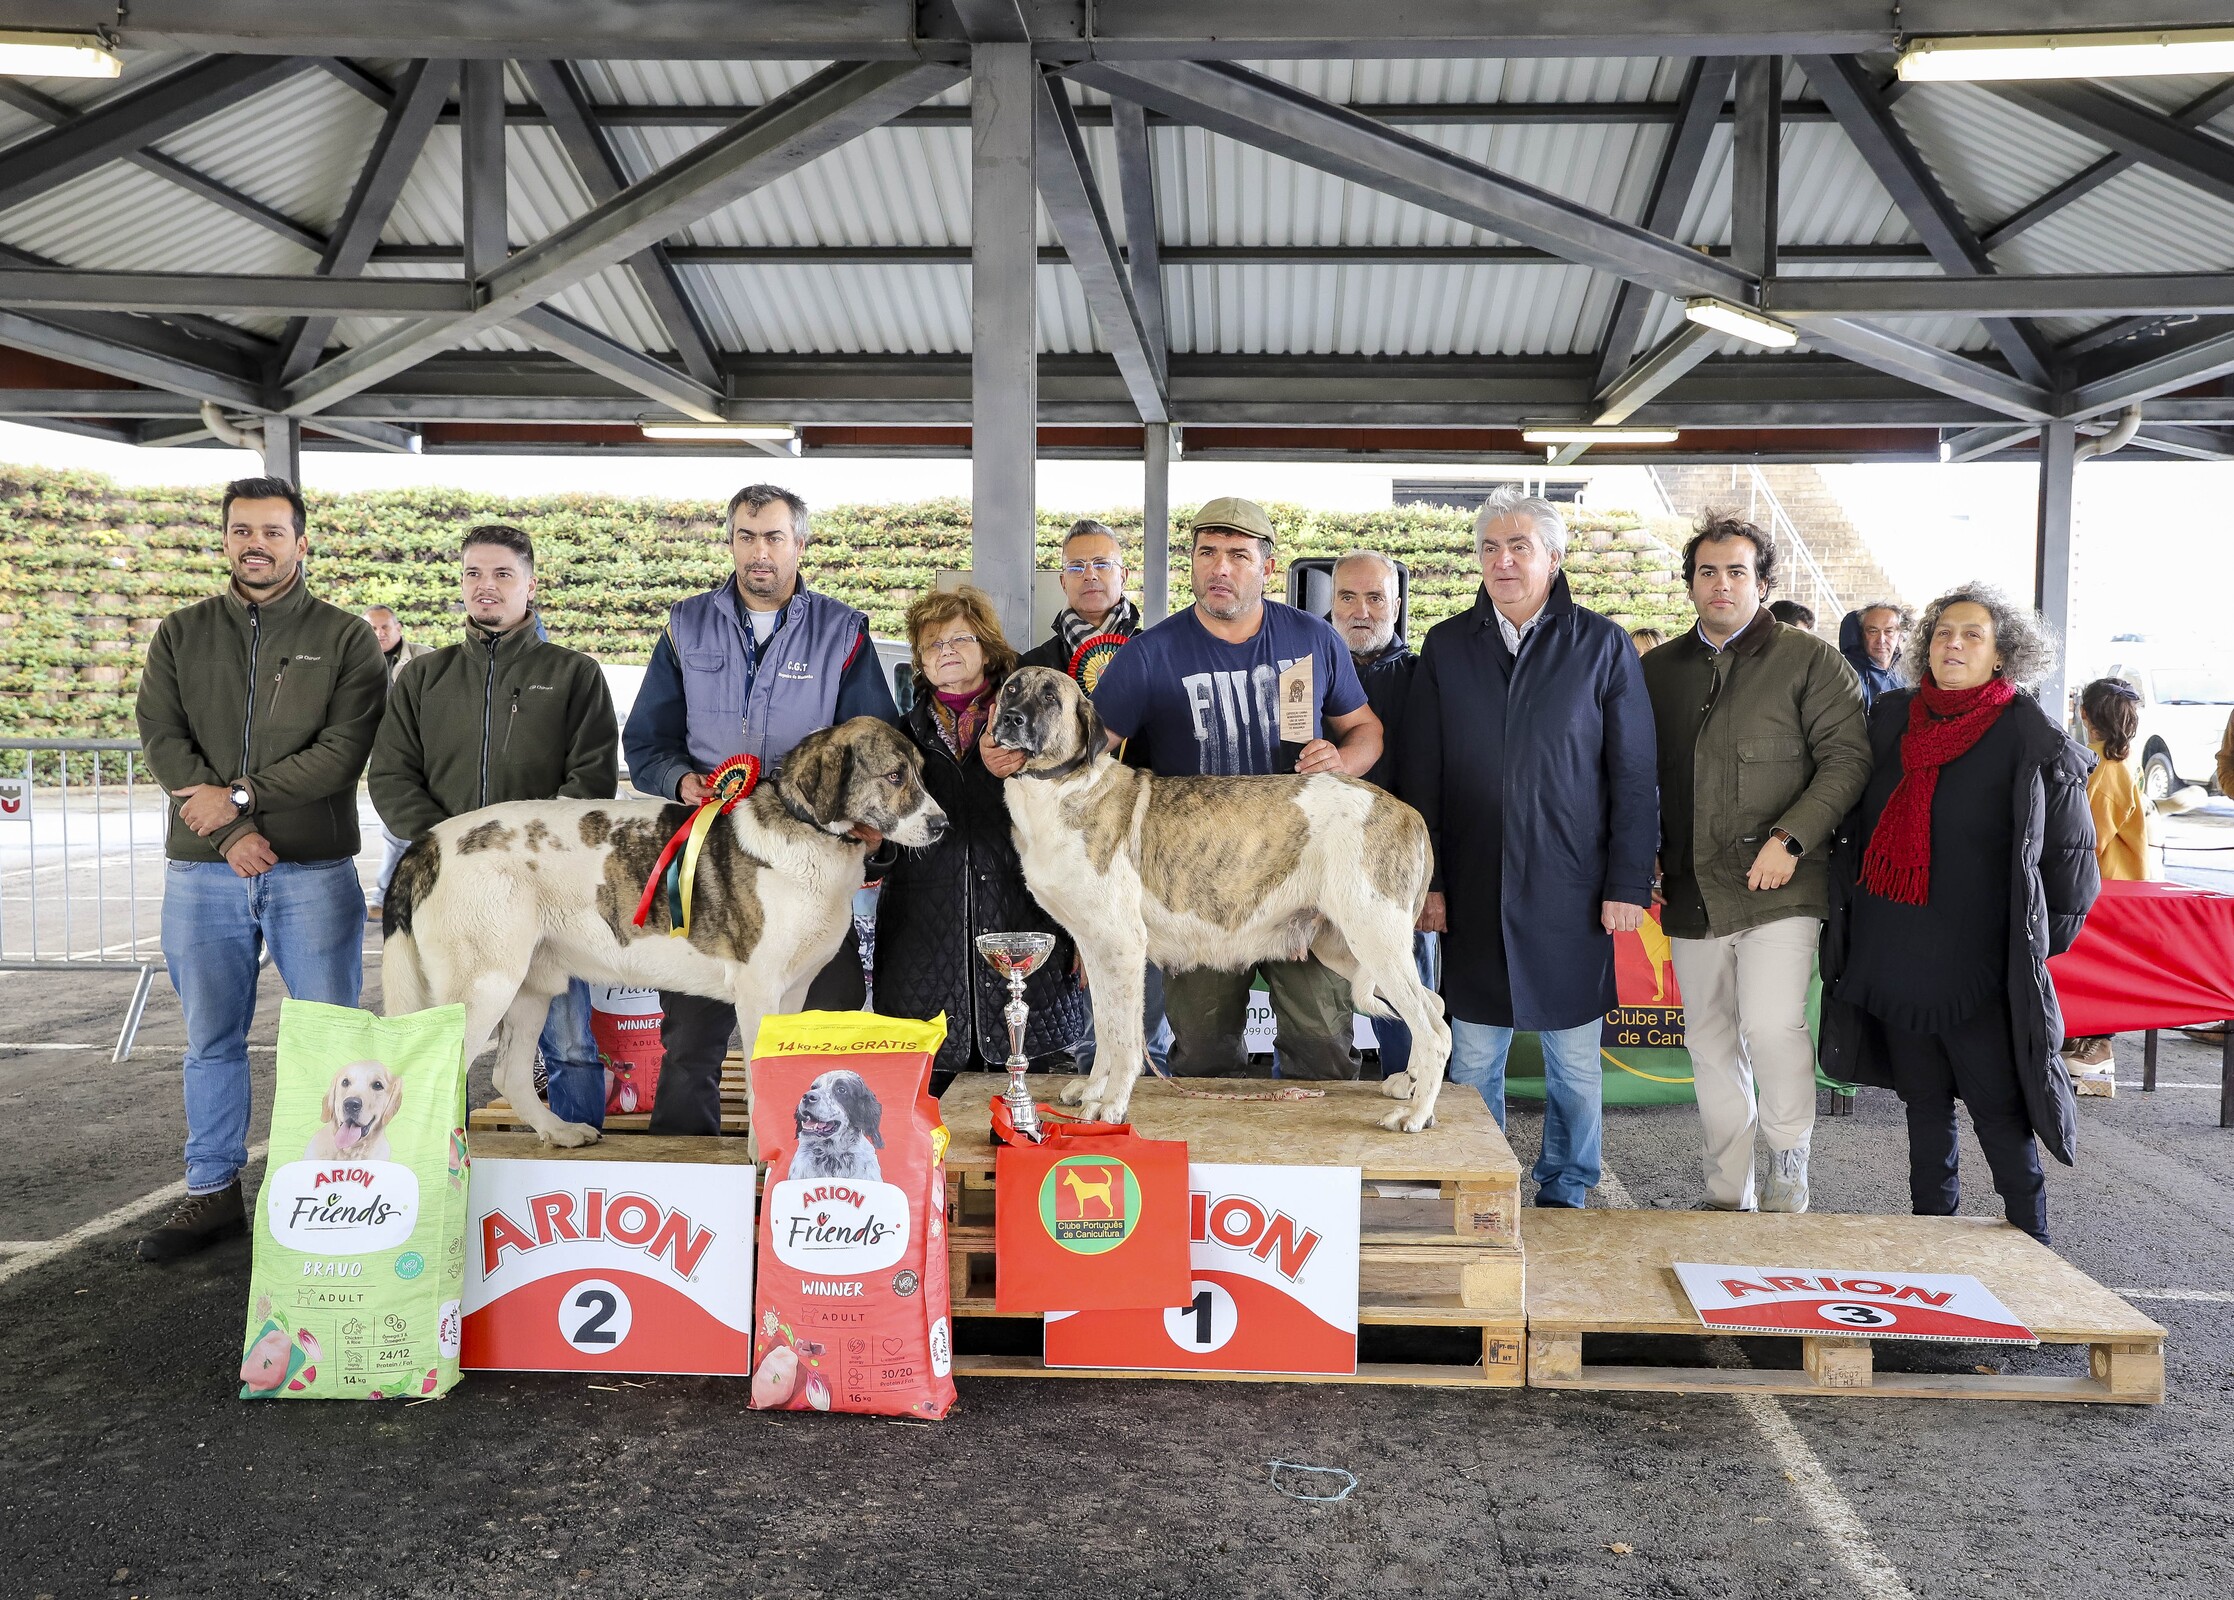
[938, 1073, 1524, 1244]
[937, 1073, 1526, 1387]
[1523, 1210, 2166, 1404]
[467, 1131, 757, 1166]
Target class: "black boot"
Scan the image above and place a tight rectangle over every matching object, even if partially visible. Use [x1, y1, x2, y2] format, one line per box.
[138, 1181, 246, 1264]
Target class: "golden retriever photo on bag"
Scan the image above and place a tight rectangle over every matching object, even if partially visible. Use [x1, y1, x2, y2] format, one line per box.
[304, 1060, 402, 1161]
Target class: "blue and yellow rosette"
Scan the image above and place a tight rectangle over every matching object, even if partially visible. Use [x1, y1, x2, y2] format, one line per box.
[628, 753, 762, 938]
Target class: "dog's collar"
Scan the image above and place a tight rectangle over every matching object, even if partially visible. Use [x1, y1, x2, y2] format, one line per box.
[1014, 744, 1099, 782]
[773, 786, 820, 828]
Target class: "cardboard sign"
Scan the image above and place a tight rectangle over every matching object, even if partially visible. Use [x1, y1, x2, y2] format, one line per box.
[1673, 1262, 2037, 1344]
[1243, 981, 1378, 1053]
[462, 1158, 756, 1373]
[1604, 903, 1684, 1047]
[1044, 1162, 1361, 1374]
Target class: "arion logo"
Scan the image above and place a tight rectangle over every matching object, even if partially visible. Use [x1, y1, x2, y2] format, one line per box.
[1038, 1156, 1141, 1255]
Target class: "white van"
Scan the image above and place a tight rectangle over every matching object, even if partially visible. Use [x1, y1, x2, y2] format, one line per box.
[2101, 656, 2234, 799]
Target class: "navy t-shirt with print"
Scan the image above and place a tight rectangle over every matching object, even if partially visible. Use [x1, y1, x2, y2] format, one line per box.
[1090, 601, 1367, 776]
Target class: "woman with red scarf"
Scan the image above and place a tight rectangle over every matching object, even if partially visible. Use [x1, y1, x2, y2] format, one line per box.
[1818, 585, 2099, 1244]
[873, 585, 1089, 1080]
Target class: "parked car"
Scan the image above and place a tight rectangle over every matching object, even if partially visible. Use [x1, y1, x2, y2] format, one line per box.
[2102, 655, 2234, 799]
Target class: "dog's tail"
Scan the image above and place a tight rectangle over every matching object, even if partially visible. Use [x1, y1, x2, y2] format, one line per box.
[382, 928, 431, 1017]
[378, 835, 439, 1018]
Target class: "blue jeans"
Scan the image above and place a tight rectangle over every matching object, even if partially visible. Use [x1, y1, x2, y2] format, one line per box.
[161, 858, 365, 1194]
[1447, 1017, 1604, 1208]
[537, 977, 606, 1128]
[1369, 931, 1441, 1079]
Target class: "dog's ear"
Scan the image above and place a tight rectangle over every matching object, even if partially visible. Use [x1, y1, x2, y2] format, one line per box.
[1071, 683, 1107, 763]
[778, 728, 854, 828]
[321, 1072, 340, 1127]
[840, 1074, 884, 1150]
[382, 1068, 403, 1119]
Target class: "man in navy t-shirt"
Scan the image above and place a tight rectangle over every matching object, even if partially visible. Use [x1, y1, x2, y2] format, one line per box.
[1091, 497, 1382, 1080]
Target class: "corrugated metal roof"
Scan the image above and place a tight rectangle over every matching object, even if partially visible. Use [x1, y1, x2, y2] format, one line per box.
[0, 49, 2219, 382]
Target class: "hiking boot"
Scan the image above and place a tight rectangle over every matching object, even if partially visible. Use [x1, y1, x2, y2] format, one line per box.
[138, 1180, 246, 1264]
[1761, 1144, 1810, 1214]
[2064, 1037, 2114, 1071]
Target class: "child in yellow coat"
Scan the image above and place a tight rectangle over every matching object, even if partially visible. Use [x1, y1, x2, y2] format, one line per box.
[2064, 679, 2151, 1079]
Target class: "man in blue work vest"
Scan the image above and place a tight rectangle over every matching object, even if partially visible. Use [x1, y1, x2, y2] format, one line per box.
[623, 484, 899, 1134]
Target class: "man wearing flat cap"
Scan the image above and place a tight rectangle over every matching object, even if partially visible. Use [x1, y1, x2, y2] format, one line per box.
[1089, 497, 1385, 1079]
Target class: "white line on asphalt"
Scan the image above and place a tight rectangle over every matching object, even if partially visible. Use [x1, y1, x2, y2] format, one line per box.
[0, 1142, 267, 1290]
[0, 1042, 277, 1052]
[2114, 1288, 2234, 1303]
[1598, 1163, 1917, 1600]
[2111, 1081, 2224, 1090]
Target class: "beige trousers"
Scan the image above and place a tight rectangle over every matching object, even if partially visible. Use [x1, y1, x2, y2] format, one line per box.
[1669, 916, 1822, 1210]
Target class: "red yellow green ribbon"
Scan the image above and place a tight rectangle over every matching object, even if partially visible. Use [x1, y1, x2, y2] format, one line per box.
[628, 753, 761, 938]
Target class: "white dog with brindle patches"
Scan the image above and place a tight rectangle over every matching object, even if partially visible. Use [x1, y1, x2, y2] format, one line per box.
[380, 718, 947, 1148]
[990, 667, 1451, 1132]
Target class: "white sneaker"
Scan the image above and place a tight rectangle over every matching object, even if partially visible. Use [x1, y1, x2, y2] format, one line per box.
[1761, 1144, 1810, 1213]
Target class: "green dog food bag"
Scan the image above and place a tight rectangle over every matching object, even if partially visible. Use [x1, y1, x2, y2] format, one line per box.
[240, 999, 471, 1401]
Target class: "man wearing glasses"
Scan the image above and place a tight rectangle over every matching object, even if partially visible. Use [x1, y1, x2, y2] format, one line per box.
[622, 483, 899, 1134]
[1020, 518, 1143, 673]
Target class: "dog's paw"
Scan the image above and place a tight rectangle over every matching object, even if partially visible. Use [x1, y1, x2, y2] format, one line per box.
[1056, 1077, 1089, 1107]
[543, 1120, 602, 1149]
[1377, 1106, 1436, 1133]
[1378, 1070, 1414, 1101]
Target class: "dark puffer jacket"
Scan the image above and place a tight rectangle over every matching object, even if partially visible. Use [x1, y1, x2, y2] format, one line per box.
[873, 681, 1090, 1073]
[1818, 690, 2100, 1164]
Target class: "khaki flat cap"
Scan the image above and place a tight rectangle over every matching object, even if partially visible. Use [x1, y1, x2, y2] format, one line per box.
[1189, 496, 1276, 544]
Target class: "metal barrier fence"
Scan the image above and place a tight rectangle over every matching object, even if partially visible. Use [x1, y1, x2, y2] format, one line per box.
[0, 738, 167, 1060]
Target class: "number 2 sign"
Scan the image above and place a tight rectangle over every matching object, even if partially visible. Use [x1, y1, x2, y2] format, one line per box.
[1044, 1163, 1361, 1375]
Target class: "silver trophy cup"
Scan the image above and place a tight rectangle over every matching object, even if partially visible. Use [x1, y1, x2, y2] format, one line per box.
[975, 931, 1057, 1141]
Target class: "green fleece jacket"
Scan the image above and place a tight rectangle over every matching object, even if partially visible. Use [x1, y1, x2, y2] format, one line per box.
[368, 619, 617, 840]
[136, 576, 388, 863]
[1642, 610, 1872, 939]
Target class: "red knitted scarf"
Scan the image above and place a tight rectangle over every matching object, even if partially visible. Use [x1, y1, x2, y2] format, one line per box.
[1859, 675, 2018, 906]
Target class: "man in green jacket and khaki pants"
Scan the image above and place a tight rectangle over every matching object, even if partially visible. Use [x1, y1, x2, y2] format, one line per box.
[1643, 515, 1871, 1213]
[134, 476, 389, 1262]
[369, 523, 618, 1127]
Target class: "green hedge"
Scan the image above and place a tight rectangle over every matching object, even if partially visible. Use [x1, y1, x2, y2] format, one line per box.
[0, 465, 1697, 740]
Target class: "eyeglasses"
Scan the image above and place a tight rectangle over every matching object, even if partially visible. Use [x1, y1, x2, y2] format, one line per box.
[1061, 559, 1121, 576]
[924, 634, 981, 655]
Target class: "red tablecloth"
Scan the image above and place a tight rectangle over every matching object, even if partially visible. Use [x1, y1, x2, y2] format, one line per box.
[2050, 879, 2234, 1035]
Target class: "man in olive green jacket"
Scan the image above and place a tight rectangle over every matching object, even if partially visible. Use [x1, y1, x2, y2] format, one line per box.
[134, 476, 389, 1263]
[1642, 515, 1871, 1214]
[369, 523, 618, 1125]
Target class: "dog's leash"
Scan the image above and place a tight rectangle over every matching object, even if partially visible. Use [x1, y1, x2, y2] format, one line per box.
[628, 753, 761, 938]
[1141, 1053, 1327, 1102]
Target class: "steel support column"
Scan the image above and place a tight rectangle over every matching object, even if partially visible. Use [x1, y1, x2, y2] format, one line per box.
[263, 415, 303, 484]
[2034, 418, 2076, 719]
[1143, 423, 1171, 622]
[971, 41, 1039, 644]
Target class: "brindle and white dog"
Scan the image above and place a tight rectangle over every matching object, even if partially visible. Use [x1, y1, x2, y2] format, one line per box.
[381, 717, 946, 1147]
[990, 667, 1451, 1132]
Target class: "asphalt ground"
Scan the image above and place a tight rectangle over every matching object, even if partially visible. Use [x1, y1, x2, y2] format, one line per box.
[3, 930, 2232, 1600]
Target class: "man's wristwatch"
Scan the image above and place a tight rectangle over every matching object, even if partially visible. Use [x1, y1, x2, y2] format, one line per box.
[1769, 827, 1803, 858]
[229, 784, 252, 815]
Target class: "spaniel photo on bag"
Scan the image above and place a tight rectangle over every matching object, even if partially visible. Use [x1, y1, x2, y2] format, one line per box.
[747, 1012, 956, 1419]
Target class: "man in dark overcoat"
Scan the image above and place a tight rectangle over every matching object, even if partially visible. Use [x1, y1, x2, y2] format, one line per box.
[1402, 489, 1658, 1207]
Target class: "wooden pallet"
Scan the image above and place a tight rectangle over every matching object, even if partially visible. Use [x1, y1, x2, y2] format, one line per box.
[468, 1130, 758, 1166]
[1523, 1210, 2167, 1404]
[468, 1062, 750, 1136]
[936, 1073, 1525, 1387]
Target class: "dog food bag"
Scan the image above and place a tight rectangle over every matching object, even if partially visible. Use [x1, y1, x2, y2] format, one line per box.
[240, 998, 471, 1401]
[587, 983, 663, 1115]
[748, 1011, 956, 1419]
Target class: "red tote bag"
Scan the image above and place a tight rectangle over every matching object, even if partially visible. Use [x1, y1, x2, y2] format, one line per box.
[994, 1120, 1192, 1314]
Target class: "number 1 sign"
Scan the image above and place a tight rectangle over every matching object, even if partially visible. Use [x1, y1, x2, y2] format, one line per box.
[462, 1157, 758, 1373]
[1044, 1163, 1361, 1375]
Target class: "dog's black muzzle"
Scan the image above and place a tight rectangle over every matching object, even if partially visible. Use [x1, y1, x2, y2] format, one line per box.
[991, 708, 1037, 753]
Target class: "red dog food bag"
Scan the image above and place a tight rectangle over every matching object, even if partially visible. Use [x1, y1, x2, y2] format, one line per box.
[748, 1011, 955, 1419]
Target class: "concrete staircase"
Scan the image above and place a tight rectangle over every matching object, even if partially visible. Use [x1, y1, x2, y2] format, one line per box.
[1648, 465, 1906, 632]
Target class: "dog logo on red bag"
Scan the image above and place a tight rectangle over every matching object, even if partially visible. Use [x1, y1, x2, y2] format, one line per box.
[1039, 1156, 1141, 1254]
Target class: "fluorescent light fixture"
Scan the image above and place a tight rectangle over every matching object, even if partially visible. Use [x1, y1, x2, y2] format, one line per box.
[639, 422, 798, 442]
[0, 31, 122, 77]
[1521, 426, 1680, 445]
[1896, 29, 2234, 82]
[1684, 296, 1799, 350]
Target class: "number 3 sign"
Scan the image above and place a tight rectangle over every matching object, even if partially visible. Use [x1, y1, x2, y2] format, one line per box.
[1045, 1163, 1361, 1375]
